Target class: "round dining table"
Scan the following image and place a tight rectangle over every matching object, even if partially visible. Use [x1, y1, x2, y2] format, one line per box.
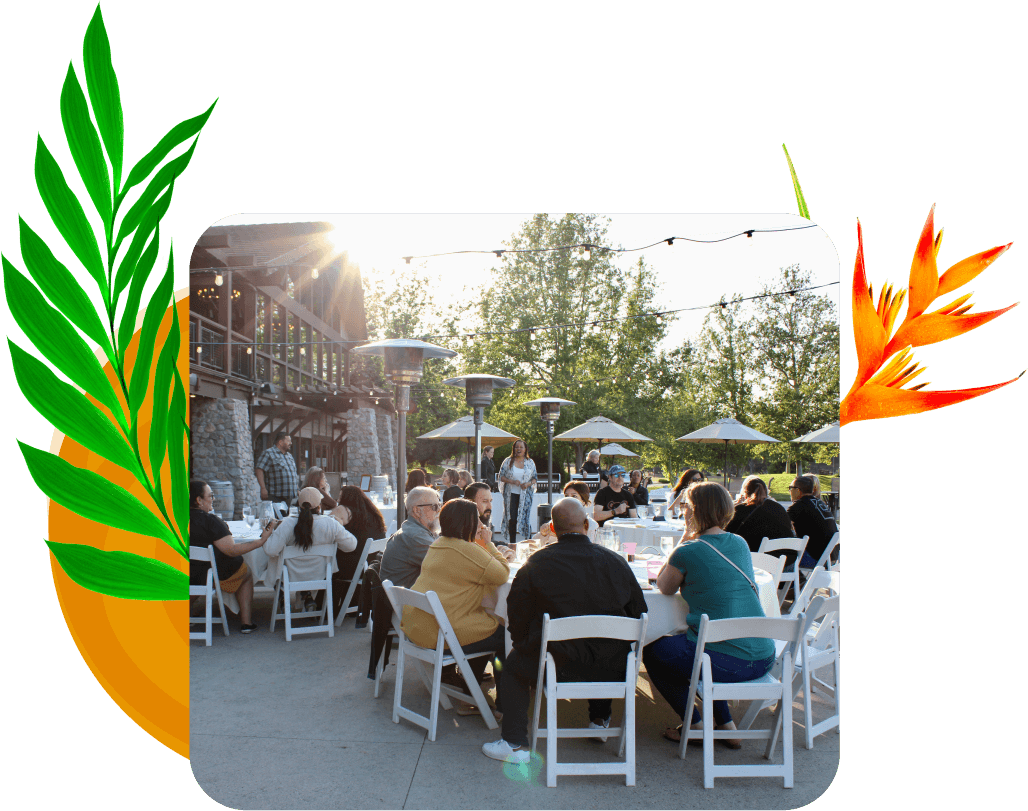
[483, 553, 778, 653]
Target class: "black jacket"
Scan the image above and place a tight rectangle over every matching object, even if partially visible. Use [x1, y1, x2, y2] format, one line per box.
[480, 455, 496, 489]
[507, 533, 646, 670]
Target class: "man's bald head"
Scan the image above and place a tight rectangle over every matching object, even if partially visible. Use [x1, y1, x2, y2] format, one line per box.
[551, 497, 588, 536]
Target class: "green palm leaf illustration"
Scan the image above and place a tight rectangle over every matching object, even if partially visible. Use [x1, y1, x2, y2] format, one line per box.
[5, 3, 216, 600]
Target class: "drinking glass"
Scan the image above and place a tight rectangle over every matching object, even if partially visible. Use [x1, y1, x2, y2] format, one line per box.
[242, 505, 256, 531]
[637, 505, 649, 520]
[258, 501, 273, 531]
[660, 536, 675, 559]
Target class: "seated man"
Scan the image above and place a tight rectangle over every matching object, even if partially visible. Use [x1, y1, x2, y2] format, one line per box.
[189, 480, 277, 633]
[380, 486, 441, 588]
[481, 497, 647, 764]
[593, 464, 638, 527]
[465, 482, 515, 559]
[787, 475, 839, 567]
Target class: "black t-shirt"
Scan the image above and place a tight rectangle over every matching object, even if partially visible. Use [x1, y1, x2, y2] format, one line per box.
[787, 496, 839, 564]
[189, 508, 242, 586]
[594, 486, 637, 527]
[725, 499, 795, 553]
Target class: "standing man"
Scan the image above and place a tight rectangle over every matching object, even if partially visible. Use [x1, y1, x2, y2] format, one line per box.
[480, 445, 496, 490]
[255, 432, 299, 510]
[593, 464, 638, 527]
[481, 497, 646, 764]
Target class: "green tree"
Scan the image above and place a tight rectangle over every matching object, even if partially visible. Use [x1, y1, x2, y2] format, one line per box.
[748, 264, 840, 473]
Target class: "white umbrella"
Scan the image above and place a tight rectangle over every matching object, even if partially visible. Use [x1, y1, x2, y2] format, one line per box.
[676, 417, 779, 488]
[554, 415, 652, 470]
[791, 421, 840, 443]
[600, 442, 639, 457]
[418, 415, 519, 470]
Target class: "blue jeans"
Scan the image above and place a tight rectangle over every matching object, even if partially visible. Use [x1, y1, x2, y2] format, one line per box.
[643, 633, 774, 726]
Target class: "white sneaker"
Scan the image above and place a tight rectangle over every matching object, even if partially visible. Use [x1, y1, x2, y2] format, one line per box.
[482, 738, 530, 764]
[588, 717, 611, 743]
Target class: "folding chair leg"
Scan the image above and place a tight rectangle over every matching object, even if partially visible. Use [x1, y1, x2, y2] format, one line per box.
[205, 592, 213, 646]
[702, 676, 715, 788]
[392, 645, 406, 724]
[546, 675, 558, 787]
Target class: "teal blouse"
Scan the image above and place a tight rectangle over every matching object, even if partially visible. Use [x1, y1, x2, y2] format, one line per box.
[669, 532, 775, 661]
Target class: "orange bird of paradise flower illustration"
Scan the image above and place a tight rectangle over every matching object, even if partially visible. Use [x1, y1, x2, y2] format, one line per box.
[840, 206, 1022, 424]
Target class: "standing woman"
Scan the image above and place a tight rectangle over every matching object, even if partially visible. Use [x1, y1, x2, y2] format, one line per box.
[498, 439, 537, 544]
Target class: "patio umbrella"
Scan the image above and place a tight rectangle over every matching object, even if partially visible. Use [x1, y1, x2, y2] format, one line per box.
[417, 415, 519, 470]
[791, 421, 840, 444]
[676, 417, 779, 488]
[599, 442, 639, 458]
[554, 415, 652, 471]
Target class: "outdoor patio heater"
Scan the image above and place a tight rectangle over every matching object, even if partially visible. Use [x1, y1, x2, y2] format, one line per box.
[352, 338, 456, 524]
[523, 397, 576, 508]
[442, 374, 515, 481]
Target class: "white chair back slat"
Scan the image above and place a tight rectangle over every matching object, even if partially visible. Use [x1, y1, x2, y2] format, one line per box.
[269, 543, 335, 640]
[750, 552, 787, 591]
[380, 581, 499, 741]
[531, 612, 649, 787]
[335, 536, 391, 626]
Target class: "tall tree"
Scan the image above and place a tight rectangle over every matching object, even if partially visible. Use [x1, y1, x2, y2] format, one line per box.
[749, 264, 840, 472]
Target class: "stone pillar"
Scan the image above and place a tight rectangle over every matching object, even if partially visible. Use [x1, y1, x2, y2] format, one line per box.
[189, 397, 260, 519]
[341, 406, 381, 477]
[376, 411, 396, 482]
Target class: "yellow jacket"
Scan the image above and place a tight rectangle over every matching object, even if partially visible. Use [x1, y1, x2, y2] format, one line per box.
[401, 536, 510, 648]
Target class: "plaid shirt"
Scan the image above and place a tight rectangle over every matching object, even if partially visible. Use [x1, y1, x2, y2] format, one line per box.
[256, 446, 299, 500]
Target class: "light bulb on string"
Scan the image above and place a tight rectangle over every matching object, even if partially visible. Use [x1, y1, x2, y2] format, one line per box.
[196, 346, 202, 354]
[214, 273, 223, 286]
[582, 246, 592, 261]
[312, 267, 319, 279]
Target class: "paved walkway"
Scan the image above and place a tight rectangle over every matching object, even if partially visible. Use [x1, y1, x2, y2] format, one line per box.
[191, 595, 839, 809]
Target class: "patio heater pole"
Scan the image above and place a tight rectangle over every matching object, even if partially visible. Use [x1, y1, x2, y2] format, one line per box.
[353, 339, 457, 528]
[523, 397, 576, 509]
[443, 375, 515, 483]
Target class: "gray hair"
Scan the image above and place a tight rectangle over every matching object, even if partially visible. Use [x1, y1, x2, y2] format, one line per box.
[405, 486, 438, 511]
[587, 449, 600, 462]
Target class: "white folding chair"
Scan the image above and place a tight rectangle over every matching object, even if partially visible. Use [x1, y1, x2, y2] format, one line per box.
[679, 613, 806, 788]
[530, 613, 649, 787]
[738, 568, 839, 731]
[381, 581, 499, 741]
[792, 594, 840, 749]
[189, 545, 230, 645]
[758, 536, 809, 608]
[271, 501, 288, 520]
[750, 552, 787, 592]
[269, 544, 335, 641]
[335, 537, 389, 626]
[801, 531, 840, 580]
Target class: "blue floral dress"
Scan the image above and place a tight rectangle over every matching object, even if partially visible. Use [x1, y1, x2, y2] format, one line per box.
[498, 455, 537, 542]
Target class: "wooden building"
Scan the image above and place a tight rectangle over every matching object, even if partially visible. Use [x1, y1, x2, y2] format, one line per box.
[188, 221, 396, 516]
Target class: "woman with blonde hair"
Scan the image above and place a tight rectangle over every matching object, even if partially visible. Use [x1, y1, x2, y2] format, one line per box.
[644, 481, 775, 747]
[724, 475, 794, 552]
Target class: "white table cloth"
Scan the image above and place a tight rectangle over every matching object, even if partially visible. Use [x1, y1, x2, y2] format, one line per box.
[483, 556, 778, 652]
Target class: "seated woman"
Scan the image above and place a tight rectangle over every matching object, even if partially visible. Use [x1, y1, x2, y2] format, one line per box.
[643, 482, 775, 747]
[329, 485, 388, 614]
[189, 480, 277, 633]
[724, 475, 794, 552]
[668, 468, 704, 518]
[404, 469, 427, 494]
[627, 469, 649, 506]
[457, 469, 474, 491]
[265, 487, 358, 612]
[441, 469, 464, 503]
[400, 498, 510, 707]
[303, 466, 337, 511]
[562, 481, 599, 541]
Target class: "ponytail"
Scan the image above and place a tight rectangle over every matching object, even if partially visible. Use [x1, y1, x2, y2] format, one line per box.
[295, 503, 315, 551]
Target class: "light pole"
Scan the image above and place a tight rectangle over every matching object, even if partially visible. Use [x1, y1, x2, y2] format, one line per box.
[442, 374, 515, 481]
[522, 397, 576, 512]
[352, 338, 456, 525]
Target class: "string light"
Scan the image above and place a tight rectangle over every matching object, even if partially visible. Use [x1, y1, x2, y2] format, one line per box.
[311, 268, 319, 279]
[214, 273, 223, 286]
[581, 245, 592, 261]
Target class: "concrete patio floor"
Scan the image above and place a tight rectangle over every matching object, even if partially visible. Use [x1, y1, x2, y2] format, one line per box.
[190, 593, 839, 809]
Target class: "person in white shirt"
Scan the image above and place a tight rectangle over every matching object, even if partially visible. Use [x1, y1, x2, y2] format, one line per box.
[265, 486, 357, 611]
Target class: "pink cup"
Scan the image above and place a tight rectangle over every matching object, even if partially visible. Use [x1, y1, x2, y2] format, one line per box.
[623, 542, 637, 558]
[647, 559, 663, 580]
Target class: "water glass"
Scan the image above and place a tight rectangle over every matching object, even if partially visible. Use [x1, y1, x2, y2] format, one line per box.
[637, 505, 649, 520]
[660, 536, 675, 558]
[242, 505, 256, 531]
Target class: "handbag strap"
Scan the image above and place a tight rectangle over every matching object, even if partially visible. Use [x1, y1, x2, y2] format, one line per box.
[695, 538, 758, 596]
[734, 499, 765, 531]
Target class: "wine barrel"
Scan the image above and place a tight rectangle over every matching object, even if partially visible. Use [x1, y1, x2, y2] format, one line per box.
[209, 480, 235, 521]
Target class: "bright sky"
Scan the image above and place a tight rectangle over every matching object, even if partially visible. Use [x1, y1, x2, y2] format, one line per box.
[214, 212, 840, 351]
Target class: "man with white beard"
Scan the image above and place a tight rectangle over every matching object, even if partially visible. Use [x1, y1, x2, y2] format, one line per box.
[379, 486, 441, 589]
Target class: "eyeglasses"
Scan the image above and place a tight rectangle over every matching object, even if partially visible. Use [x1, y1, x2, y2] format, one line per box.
[611, 474, 625, 479]
[416, 502, 441, 512]
[788, 484, 801, 490]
